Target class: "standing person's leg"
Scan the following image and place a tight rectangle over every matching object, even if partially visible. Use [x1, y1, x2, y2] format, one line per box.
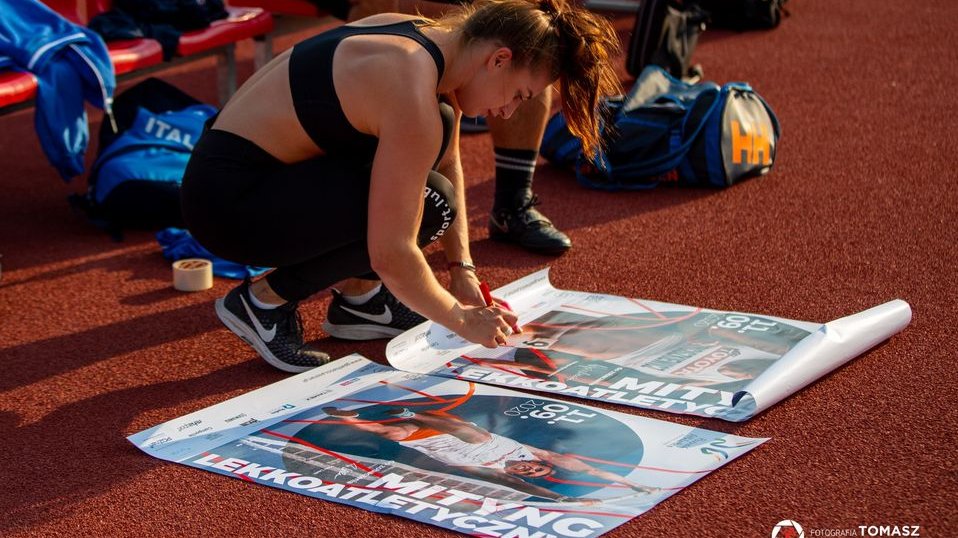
[342, 0, 570, 254]
[341, 0, 569, 255]
[487, 90, 572, 254]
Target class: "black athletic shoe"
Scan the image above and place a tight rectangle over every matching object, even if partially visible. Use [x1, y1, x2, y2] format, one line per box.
[215, 279, 331, 373]
[322, 285, 427, 340]
[489, 194, 572, 254]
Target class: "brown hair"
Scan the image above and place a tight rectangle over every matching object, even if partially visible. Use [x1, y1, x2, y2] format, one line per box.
[434, 0, 621, 158]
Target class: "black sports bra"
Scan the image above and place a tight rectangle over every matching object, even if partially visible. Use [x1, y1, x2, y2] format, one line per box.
[288, 20, 445, 159]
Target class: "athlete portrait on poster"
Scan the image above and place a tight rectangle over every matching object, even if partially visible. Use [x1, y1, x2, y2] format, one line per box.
[130, 355, 764, 536]
[387, 269, 911, 421]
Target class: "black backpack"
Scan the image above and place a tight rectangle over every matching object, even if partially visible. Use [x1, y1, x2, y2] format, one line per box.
[626, 0, 709, 79]
[694, 0, 789, 31]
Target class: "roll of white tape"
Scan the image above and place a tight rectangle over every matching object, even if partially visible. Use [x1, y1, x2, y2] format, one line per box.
[172, 258, 213, 292]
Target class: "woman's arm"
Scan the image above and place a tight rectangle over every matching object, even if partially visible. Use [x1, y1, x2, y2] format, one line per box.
[435, 93, 485, 308]
[367, 89, 461, 329]
[362, 58, 514, 346]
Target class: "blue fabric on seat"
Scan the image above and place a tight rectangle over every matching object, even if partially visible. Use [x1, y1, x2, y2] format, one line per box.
[157, 227, 270, 280]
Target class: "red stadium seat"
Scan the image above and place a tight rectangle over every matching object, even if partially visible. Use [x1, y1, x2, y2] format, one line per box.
[40, 0, 85, 24]
[63, 1, 272, 104]
[38, 1, 163, 76]
[221, 1, 333, 73]
[176, 7, 274, 57]
[0, 70, 38, 109]
[7, 1, 276, 108]
[107, 39, 164, 75]
[227, 0, 326, 18]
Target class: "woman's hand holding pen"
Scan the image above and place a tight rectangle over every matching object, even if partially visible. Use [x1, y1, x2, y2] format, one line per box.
[456, 304, 520, 348]
[445, 276, 520, 347]
[479, 281, 522, 345]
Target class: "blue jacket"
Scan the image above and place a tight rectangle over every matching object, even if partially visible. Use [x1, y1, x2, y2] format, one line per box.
[0, 0, 115, 180]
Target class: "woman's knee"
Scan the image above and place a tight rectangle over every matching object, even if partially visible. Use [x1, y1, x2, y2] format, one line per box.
[419, 170, 458, 246]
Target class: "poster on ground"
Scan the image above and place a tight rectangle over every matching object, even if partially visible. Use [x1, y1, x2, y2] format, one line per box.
[129, 355, 765, 537]
[387, 269, 912, 422]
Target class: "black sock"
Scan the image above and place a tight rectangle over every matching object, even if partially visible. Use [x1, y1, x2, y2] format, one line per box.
[493, 147, 538, 210]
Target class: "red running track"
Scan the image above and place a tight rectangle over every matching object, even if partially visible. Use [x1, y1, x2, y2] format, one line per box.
[0, 1, 956, 536]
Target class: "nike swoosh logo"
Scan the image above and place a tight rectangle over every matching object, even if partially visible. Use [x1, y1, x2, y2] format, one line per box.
[341, 304, 393, 325]
[490, 215, 510, 233]
[240, 294, 277, 343]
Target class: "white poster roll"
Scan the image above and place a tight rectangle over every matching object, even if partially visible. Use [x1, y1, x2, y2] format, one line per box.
[733, 299, 912, 419]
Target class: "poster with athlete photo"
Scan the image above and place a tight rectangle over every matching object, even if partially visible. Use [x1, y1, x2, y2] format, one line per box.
[387, 269, 912, 421]
[129, 355, 764, 537]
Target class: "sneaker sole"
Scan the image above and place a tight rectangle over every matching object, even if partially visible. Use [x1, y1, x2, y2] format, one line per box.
[488, 228, 573, 255]
[215, 298, 319, 373]
[321, 320, 403, 340]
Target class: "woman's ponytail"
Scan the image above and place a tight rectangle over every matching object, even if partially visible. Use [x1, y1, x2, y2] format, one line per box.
[549, 0, 621, 159]
[435, 0, 620, 158]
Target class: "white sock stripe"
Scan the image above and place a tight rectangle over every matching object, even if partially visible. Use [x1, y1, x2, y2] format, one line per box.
[494, 153, 538, 166]
[495, 162, 537, 173]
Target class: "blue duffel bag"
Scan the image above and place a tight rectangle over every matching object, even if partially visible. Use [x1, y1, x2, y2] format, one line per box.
[541, 65, 781, 190]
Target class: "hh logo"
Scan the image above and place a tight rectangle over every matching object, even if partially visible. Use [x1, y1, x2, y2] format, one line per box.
[730, 120, 772, 165]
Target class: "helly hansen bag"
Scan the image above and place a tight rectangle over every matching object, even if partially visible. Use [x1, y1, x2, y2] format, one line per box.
[70, 78, 216, 237]
[541, 65, 780, 190]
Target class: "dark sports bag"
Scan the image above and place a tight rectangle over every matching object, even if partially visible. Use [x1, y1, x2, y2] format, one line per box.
[541, 65, 780, 190]
[70, 78, 216, 238]
[693, 0, 789, 31]
[626, 0, 709, 79]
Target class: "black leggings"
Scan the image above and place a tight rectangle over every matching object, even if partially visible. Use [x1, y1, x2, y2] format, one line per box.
[180, 105, 457, 302]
